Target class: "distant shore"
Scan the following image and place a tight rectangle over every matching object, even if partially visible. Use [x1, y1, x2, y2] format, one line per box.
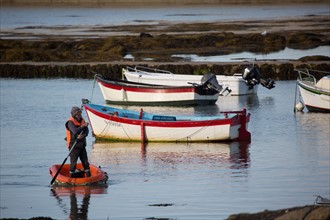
[1, 5, 329, 79]
[1, 0, 329, 6]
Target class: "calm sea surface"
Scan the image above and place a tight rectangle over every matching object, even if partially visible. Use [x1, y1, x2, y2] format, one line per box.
[1, 4, 329, 29]
[0, 78, 329, 219]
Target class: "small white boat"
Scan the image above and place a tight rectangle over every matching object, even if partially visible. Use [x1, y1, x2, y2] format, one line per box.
[122, 66, 275, 96]
[314, 195, 330, 205]
[95, 74, 223, 106]
[295, 69, 330, 113]
[83, 101, 251, 143]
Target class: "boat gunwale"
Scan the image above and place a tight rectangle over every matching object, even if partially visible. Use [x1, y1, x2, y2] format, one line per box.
[83, 103, 244, 128]
[123, 67, 205, 81]
[296, 68, 330, 95]
[97, 74, 197, 90]
[297, 80, 330, 96]
[125, 66, 246, 79]
[127, 65, 173, 75]
[104, 99, 217, 106]
[122, 66, 259, 96]
[97, 74, 219, 96]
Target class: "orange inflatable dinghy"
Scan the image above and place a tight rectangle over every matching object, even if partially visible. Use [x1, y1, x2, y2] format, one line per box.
[49, 163, 108, 186]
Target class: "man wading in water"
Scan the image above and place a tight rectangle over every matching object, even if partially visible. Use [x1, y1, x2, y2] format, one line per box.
[65, 106, 91, 177]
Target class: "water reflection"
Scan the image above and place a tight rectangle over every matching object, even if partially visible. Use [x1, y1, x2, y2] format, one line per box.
[294, 112, 330, 150]
[90, 141, 250, 175]
[218, 94, 259, 111]
[50, 186, 107, 220]
[228, 141, 250, 170]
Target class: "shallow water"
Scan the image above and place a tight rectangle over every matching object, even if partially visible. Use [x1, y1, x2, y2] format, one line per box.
[0, 78, 329, 219]
[171, 46, 330, 62]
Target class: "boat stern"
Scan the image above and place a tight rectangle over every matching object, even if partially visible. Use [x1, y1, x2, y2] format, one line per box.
[225, 109, 251, 142]
[237, 109, 251, 141]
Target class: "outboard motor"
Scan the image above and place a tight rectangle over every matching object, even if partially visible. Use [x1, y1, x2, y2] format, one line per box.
[243, 66, 261, 89]
[243, 66, 275, 90]
[260, 78, 276, 89]
[201, 73, 231, 96]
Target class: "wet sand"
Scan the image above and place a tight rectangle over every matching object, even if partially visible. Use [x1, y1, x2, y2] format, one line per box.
[2, 14, 329, 40]
[1, 13, 329, 63]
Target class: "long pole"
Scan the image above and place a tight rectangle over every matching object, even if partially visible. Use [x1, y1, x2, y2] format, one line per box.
[50, 130, 83, 185]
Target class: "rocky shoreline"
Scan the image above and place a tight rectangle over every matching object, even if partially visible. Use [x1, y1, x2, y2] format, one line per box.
[1, 61, 329, 80]
[1, 12, 329, 79]
[227, 205, 330, 220]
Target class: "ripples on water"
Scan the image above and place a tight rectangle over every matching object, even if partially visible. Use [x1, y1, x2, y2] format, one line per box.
[0, 79, 329, 219]
[1, 4, 329, 29]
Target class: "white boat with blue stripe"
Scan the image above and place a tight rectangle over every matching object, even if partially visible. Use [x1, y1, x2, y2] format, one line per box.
[83, 101, 251, 143]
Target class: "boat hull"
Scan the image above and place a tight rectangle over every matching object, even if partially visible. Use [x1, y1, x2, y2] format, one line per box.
[122, 68, 257, 96]
[84, 103, 251, 142]
[297, 80, 330, 113]
[49, 163, 108, 186]
[97, 76, 218, 106]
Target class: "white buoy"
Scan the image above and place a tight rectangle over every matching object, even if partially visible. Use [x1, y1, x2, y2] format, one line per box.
[295, 102, 304, 111]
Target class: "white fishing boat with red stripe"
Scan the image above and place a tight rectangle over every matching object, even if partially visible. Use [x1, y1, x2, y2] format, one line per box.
[83, 101, 251, 143]
[95, 74, 226, 106]
[122, 66, 275, 96]
[295, 69, 330, 113]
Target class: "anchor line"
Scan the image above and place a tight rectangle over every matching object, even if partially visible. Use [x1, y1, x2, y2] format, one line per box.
[96, 115, 134, 140]
[100, 119, 218, 142]
[90, 74, 98, 103]
[175, 121, 215, 142]
[120, 123, 132, 140]
[99, 121, 132, 140]
[98, 123, 111, 138]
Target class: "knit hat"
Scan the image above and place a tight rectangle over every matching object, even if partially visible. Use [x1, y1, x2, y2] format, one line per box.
[71, 106, 82, 117]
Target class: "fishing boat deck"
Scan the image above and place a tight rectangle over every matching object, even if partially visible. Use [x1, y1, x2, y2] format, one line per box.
[96, 104, 236, 121]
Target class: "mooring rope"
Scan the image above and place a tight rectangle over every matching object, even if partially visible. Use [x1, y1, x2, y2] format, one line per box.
[175, 121, 215, 142]
[89, 74, 98, 103]
[98, 123, 111, 138]
[120, 124, 132, 140]
[97, 118, 132, 141]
